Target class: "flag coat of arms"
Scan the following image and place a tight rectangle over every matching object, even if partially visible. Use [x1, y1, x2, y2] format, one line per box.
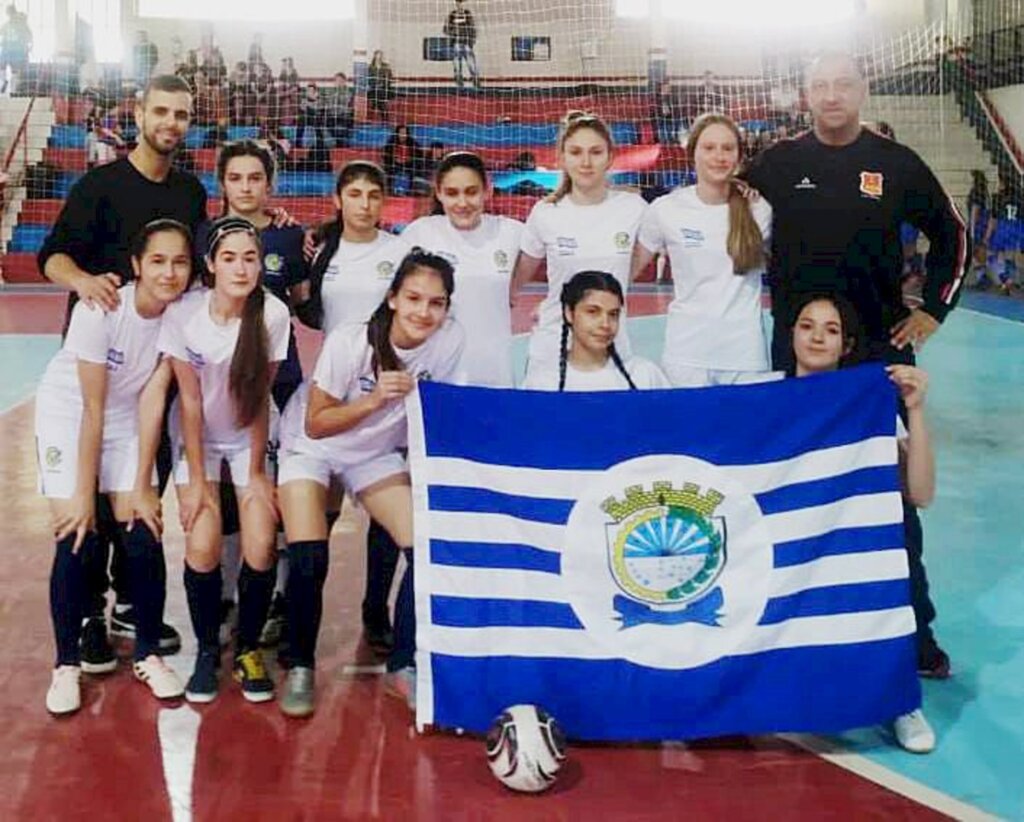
[406, 365, 921, 740]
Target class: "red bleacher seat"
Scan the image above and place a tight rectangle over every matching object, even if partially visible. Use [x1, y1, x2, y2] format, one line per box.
[2, 252, 45, 284]
[19, 200, 65, 225]
[43, 147, 88, 171]
[389, 94, 654, 125]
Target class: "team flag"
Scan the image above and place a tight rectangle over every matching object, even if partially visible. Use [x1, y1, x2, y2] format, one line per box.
[406, 365, 921, 740]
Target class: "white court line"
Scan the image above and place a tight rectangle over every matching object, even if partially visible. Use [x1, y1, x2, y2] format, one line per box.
[341, 663, 387, 676]
[778, 733, 1000, 822]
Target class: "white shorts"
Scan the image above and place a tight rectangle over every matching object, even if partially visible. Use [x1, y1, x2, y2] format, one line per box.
[170, 400, 280, 487]
[35, 422, 141, 500]
[277, 446, 406, 496]
[663, 362, 774, 388]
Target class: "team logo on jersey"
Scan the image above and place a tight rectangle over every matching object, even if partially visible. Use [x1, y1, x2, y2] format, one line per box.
[602, 481, 727, 628]
[493, 249, 510, 270]
[377, 260, 395, 280]
[794, 176, 817, 190]
[555, 236, 578, 256]
[358, 376, 377, 394]
[323, 262, 339, 282]
[680, 228, 704, 248]
[859, 171, 884, 199]
[44, 446, 62, 469]
[185, 347, 205, 369]
[264, 253, 284, 275]
[614, 231, 631, 251]
[105, 347, 125, 371]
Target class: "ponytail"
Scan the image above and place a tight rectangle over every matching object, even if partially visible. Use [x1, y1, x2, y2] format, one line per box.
[608, 343, 638, 390]
[726, 182, 765, 274]
[557, 318, 570, 392]
[230, 284, 270, 428]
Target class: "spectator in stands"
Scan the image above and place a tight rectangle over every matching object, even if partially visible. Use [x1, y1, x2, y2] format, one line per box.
[444, 0, 480, 91]
[980, 172, 1024, 295]
[367, 49, 395, 120]
[203, 116, 230, 149]
[296, 82, 326, 150]
[229, 60, 251, 123]
[1, 4, 32, 96]
[967, 169, 989, 285]
[651, 79, 681, 144]
[85, 116, 125, 169]
[175, 49, 199, 95]
[262, 124, 292, 171]
[200, 40, 226, 87]
[279, 57, 299, 92]
[322, 72, 354, 147]
[382, 124, 426, 194]
[131, 31, 159, 89]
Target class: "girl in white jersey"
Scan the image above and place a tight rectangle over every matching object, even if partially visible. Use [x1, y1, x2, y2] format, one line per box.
[37, 220, 192, 715]
[158, 217, 291, 705]
[524, 271, 669, 391]
[513, 111, 647, 383]
[633, 113, 773, 387]
[298, 161, 409, 334]
[401, 151, 523, 386]
[298, 161, 410, 656]
[275, 249, 465, 717]
[786, 291, 937, 755]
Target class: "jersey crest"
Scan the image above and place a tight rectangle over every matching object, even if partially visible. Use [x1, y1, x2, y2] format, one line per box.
[859, 171, 884, 199]
[264, 253, 284, 275]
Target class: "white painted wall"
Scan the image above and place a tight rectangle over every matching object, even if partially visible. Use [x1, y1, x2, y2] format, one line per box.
[988, 84, 1024, 153]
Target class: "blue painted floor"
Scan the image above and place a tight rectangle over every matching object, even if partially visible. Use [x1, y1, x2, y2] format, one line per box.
[6, 299, 1023, 819]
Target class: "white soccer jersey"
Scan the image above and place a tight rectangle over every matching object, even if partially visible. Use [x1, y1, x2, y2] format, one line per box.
[522, 355, 670, 392]
[320, 231, 410, 332]
[401, 213, 523, 387]
[279, 319, 466, 466]
[36, 283, 163, 434]
[520, 189, 647, 370]
[158, 287, 291, 447]
[638, 186, 772, 373]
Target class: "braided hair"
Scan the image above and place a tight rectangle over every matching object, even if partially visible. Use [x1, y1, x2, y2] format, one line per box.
[558, 271, 637, 392]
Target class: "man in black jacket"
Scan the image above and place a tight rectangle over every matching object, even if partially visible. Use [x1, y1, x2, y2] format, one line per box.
[746, 52, 967, 685]
[445, 0, 480, 90]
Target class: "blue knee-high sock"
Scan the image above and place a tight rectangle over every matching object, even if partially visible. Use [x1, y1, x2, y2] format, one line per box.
[363, 519, 399, 629]
[284, 540, 329, 668]
[388, 548, 415, 672]
[121, 524, 166, 661]
[237, 561, 276, 653]
[50, 533, 94, 666]
[184, 564, 221, 655]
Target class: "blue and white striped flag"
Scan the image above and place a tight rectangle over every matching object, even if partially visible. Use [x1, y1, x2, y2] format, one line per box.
[407, 365, 921, 740]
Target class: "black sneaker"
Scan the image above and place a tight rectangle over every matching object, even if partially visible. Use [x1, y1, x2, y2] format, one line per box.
[364, 621, 395, 654]
[110, 606, 183, 655]
[80, 617, 118, 674]
[233, 650, 275, 703]
[259, 593, 286, 648]
[185, 650, 220, 703]
[917, 638, 951, 679]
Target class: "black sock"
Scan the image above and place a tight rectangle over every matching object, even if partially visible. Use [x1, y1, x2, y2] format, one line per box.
[237, 561, 276, 653]
[388, 548, 415, 672]
[184, 563, 221, 655]
[284, 540, 329, 668]
[362, 519, 399, 629]
[50, 533, 93, 666]
[121, 523, 166, 661]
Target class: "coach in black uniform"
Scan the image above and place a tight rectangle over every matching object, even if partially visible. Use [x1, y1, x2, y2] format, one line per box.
[747, 52, 967, 677]
[38, 74, 207, 664]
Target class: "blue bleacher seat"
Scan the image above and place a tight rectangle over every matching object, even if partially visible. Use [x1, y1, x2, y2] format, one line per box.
[275, 172, 336, 196]
[227, 125, 261, 141]
[50, 125, 88, 149]
[10, 224, 49, 253]
[184, 128, 212, 149]
[490, 169, 560, 192]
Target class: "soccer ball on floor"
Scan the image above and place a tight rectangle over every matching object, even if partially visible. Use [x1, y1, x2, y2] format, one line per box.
[485, 704, 568, 793]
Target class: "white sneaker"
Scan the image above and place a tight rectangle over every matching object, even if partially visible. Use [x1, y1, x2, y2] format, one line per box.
[133, 655, 185, 700]
[46, 665, 82, 715]
[893, 709, 936, 753]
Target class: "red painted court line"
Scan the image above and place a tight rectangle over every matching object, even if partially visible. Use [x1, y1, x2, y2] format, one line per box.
[0, 397, 949, 821]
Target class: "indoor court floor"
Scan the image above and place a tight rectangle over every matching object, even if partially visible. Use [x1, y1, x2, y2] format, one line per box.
[0, 287, 1020, 821]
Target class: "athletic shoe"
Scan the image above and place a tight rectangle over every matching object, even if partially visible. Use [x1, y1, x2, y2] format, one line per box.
[133, 655, 185, 700]
[219, 599, 237, 647]
[917, 639, 951, 679]
[185, 651, 220, 704]
[233, 650, 275, 703]
[46, 665, 82, 715]
[259, 593, 286, 648]
[364, 621, 395, 654]
[280, 666, 315, 718]
[110, 606, 183, 655]
[893, 709, 936, 753]
[79, 617, 118, 674]
[385, 666, 417, 713]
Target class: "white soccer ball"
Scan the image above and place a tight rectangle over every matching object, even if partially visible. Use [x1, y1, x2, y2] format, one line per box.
[485, 704, 568, 793]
